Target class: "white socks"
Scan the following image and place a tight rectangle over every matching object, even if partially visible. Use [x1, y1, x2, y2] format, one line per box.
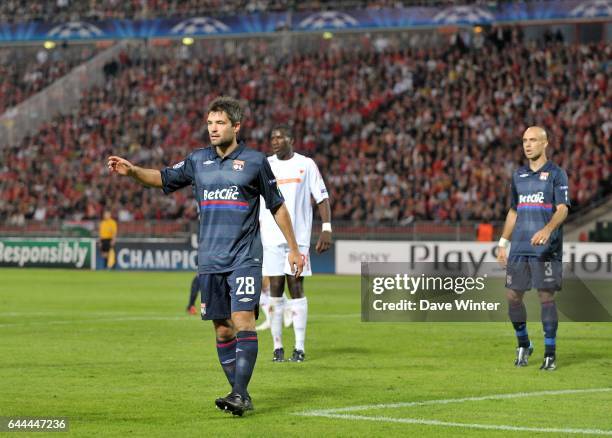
[270, 297, 285, 350]
[260, 288, 270, 318]
[290, 297, 308, 352]
[270, 296, 308, 352]
[256, 286, 271, 331]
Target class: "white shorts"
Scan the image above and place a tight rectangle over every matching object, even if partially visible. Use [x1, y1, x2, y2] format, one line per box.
[262, 244, 312, 277]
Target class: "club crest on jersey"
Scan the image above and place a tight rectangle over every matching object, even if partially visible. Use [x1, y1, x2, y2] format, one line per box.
[540, 172, 549, 181]
[200, 303, 206, 316]
[232, 160, 245, 171]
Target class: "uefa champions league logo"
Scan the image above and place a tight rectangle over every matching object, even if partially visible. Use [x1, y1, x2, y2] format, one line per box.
[570, 0, 612, 18]
[298, 11, 359, 29]
[433, 6, 495, 24]
[47, 22, 104, 38]
[171, 17, 231, 35]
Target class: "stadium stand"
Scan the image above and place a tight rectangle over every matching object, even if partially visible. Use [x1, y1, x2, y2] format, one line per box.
[0, 44, 99, 114]
[0, 0, 537, 23]
[0, 29, 609, 228]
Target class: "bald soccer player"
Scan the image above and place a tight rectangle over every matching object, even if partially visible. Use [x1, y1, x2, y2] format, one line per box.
[497, 126, 570, 371]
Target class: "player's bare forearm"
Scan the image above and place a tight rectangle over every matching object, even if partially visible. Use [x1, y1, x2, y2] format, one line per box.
[544, 204, 569, 233]
[107, 156, 163, 188]
[317, 199, 331, 223]
[530, 204, 569, 246]
[316, 199, 332, 253]
[272, 203, 304, 277]
[128, 166, 163, 188]
[497, 209, 516, 267]
[272, 203, 299, 252]
[501, 209, 517, 240]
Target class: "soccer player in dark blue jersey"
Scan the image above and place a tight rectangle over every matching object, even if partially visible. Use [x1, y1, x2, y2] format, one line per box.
[107, 96, 304, 415]
[497, 126, 570, 371]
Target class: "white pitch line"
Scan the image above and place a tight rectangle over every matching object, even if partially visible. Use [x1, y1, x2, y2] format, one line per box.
[305, 413, 612, 436]
[297, 388, 612, 436]
[302, 387, 612, 415]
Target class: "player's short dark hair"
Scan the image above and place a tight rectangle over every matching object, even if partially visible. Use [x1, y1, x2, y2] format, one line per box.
[207, 96, 243, 125]
[271, 125, 293, 139]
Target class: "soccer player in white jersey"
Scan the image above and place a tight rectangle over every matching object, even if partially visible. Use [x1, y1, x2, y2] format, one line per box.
[259, 126, 332, 362]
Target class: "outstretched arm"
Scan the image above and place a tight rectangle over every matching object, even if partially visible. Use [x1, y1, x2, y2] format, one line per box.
[272, 203, 304, 278]
[107, 156, 162, 188]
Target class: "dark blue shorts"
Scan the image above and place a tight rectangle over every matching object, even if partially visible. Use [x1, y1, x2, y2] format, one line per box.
[199, 266, 261, 320]
[505, 255, 562, 292]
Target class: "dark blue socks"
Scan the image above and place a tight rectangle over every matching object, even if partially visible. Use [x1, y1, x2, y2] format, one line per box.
[509, 301, 530, 348]
[541, 301, 558, 357]
[233, 331, 258, 399]
[216, 337, 236, 386]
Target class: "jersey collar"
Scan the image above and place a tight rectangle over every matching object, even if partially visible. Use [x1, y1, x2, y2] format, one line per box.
[521, 160, 552, 174]
[210, 141, 246, 161]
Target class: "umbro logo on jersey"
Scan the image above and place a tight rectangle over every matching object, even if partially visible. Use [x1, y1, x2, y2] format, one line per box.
[519, 173, 529, 177]
[203, 160, 214, 165]
[239, 297, 253, 303]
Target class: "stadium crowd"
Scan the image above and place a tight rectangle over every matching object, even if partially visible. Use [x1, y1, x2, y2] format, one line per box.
[0, 0, 531, 23]
[0, 44, 98, 114]
[0, 30, 609, 226]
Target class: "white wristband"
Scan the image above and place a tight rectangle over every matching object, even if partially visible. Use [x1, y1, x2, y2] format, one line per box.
[498, 237, 510, 249]
[322, 222, 332, 232]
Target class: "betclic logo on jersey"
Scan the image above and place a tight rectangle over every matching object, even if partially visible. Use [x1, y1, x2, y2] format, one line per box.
[518, 192, 545, 204]
[202, 185, 240, 200]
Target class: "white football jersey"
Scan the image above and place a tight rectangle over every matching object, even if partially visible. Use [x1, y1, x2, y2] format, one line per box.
[260, 152, 329, 247]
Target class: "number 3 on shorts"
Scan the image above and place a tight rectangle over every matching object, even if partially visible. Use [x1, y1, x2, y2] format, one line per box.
[236, 276, 255, 295]
[544, 261, 553, 276]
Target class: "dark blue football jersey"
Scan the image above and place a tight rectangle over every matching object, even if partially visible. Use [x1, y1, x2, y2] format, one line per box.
[509, 160, 570, 260]
[160, 142, 284, 274]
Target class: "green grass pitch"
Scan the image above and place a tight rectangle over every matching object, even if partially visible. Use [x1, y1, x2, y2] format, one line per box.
[0, 269, 610, 437]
